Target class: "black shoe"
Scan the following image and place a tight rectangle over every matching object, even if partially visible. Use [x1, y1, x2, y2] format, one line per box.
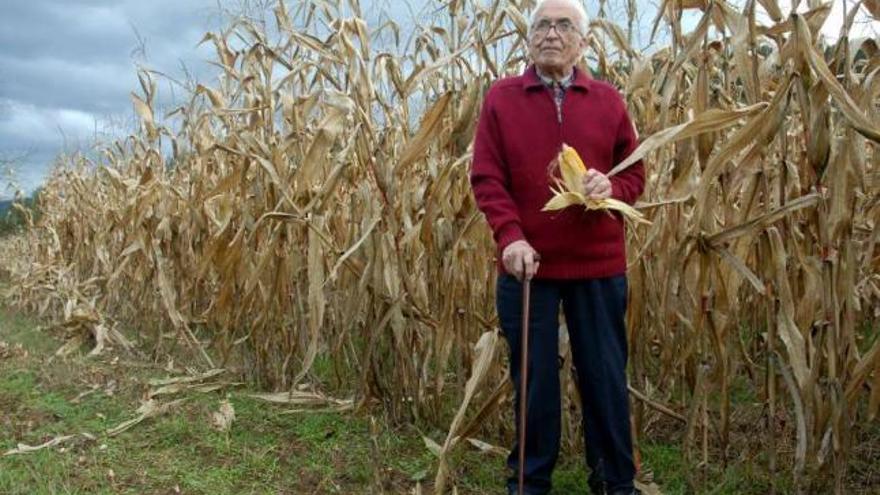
[588, 479, 606, 495]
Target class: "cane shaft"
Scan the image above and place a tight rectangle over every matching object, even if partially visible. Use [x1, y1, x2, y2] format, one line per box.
[517, 278, 531, 495]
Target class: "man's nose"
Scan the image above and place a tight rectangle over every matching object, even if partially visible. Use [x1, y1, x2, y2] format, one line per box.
[544, 27, 561, 40]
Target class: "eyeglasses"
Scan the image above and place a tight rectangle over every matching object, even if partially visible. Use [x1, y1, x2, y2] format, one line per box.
[531, 18, 580, 36]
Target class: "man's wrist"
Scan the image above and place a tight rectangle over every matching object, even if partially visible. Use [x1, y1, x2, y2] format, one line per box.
[497, 223, 525, 252]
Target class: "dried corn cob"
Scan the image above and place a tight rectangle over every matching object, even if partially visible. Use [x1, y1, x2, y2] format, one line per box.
[541, 144, 649, 225]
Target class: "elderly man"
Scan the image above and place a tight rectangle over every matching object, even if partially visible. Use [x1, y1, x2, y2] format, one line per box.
[469, 0, 645, 494]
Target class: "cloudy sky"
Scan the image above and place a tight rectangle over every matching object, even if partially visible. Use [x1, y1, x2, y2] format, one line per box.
[0, 0, 228, 198]
[0, 0, 876, 199]
[0, 0, 444, 199]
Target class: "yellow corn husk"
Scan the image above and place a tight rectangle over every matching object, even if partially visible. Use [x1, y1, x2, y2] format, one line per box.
[542, 144, 650, 225]
[559, 144, 587, 193]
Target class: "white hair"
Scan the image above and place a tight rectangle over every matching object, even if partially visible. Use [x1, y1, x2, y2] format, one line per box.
[528, 0, 590, 37]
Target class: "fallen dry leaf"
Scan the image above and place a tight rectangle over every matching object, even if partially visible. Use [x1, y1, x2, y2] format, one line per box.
[210, 399, 235, 431]
[3, 435, 76, 456]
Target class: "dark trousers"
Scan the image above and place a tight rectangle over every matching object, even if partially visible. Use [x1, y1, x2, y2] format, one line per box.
[497, 274, 635, 494]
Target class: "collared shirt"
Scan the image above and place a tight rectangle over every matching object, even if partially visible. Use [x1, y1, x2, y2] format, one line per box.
[537, 70, 574, 123]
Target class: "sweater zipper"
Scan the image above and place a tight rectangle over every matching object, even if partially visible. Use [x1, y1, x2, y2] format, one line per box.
[554, 85, 563, 125]
[546, 85, 563, 142]
[556, 87, 563, 145]
[558, 96, 563, 129]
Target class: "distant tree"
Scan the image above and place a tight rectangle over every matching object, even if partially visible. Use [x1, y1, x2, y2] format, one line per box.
[0, 151, 40, 237]
[0, 188, 40, 237]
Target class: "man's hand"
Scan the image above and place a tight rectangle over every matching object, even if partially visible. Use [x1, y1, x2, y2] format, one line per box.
[502, 240, 540, 281]
[582, 169, 612, 199]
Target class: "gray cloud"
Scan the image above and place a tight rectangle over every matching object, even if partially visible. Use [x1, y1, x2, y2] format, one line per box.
[0, 2, 130, 62]
[0, 0, 223, 198]
[0, 0, 432, 199]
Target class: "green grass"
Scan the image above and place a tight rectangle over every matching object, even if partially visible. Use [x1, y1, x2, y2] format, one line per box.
[0, 304, 480, 494]
[0, 303, 613, 494]
[2, 302, 877, 494]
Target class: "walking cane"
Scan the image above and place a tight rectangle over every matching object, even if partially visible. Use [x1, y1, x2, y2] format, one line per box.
[517, 262, 532, 495]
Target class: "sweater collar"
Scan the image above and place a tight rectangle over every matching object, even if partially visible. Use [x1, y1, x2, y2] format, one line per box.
[523, 64, 591, 92]
[537, 68, 574, 89]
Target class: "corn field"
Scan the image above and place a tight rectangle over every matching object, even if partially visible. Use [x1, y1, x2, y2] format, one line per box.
[2, 0, 879, 492]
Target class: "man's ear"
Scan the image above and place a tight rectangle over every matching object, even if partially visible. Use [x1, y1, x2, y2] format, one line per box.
[578, 33, 588, 52]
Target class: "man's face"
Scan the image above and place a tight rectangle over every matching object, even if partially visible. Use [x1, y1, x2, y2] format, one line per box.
[527, 0, 587, 74]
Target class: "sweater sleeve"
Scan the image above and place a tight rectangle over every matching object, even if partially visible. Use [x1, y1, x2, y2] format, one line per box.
[609, 100, 646, 205]
[470, 90, 525, 251]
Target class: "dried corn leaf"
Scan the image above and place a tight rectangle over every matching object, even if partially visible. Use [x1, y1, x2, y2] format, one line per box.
[3, 435, 77, 456]
[107, 399, 186, 437]
[794, 15, 880, 142]
[609, 104, 767, 176]
[210, 399, 236, 431]
[434, 330, 499, 494]
[768, 228, 810, 389]
[247, 391, 353, 408]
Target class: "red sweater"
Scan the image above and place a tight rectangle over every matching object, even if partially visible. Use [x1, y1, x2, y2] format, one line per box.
[470, 65, 645, 279]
